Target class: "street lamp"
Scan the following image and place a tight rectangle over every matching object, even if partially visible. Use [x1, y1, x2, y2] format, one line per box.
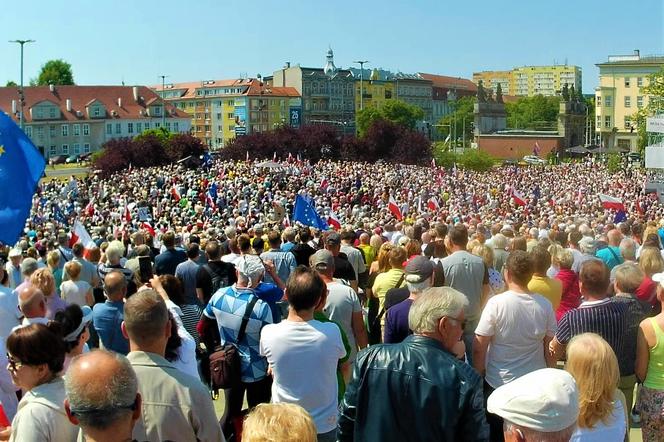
[9, 39, 35, 130]
[353, 60, 369, 111]
[159, 74, 169, 129]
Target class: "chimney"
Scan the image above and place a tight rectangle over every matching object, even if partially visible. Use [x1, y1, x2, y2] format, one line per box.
[49, 84, 55, 93]
[117, 97, 122, 108]
[634, 49, 640, 58]
[132, 86, 139, 102]
[66, 99, 72, 112]
[11, 100, 16, 114]
[286, 61, 291, 68]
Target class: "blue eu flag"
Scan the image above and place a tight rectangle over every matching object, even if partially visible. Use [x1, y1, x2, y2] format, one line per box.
[0, 111, 46, 245]
[293, 194, 328, 230]
[209, 182, 218, 200]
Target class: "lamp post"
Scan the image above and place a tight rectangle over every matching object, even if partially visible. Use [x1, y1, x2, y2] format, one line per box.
[159, 74, 169, 129]
[353, 60, 369, 111]
[9, 39, 35, 130]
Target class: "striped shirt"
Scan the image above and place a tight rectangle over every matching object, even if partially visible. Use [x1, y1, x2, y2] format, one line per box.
[555, 298, 628, 374]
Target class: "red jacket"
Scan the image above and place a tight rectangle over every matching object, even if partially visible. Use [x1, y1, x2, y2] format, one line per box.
[555, 268, 581, 321]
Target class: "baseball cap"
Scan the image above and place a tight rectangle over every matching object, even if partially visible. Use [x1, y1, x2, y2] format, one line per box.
[310, 250, 334, 271]
[8, 248, 22, 258]
[63, 306, 93, 342]
[325, 232, 341, 245]
[652, 272, 664, 287]
[487, 368, 579, 433]
[404, 256, 434, 283]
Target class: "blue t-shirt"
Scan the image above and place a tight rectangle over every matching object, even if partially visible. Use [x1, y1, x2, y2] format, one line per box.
[384, 298, 414, 344]
[204, 285, 274, 382]
[92, 300, 130, 355]
[595, 246, 622, 271]
[255, 282, 284, 323]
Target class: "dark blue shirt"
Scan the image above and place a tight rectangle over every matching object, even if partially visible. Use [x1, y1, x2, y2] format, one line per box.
[384, 298, 413, 344]
[155, 248, 187, 276]
[92, 300, 129, 355]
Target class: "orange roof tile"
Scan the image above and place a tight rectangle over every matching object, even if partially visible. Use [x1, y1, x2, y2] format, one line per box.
[418, 73, 477, 92]
[0, 85, 189, 123]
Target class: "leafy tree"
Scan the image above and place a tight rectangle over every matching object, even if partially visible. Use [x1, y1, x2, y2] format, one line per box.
[166, 133, 206, 163]
[505, 95, 560, 130]
[356, 100, 423, 136]
[635, 68, 664, 153]
[34, 59, 75, 86]
[437, 96, 475, 147]
[606, 153, 622, 174]
[457, 149, 494, 171]
[5, 80, 17, 87]
[432, 142, 457, 168]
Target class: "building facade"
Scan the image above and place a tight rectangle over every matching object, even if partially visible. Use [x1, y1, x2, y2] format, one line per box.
[348, 67, 395, 113]
[419, 73, 476, 139]
[154, 79, 301, 148]
[473, 65, 582, 97]
[393, 72, 433, 123]
[0, 85, 190, 158]
[595, 50, 664, 151]
[271, 49, 355, 134]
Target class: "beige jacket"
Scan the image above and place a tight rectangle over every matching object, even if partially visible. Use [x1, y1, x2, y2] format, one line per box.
[127, 351, 224, 442]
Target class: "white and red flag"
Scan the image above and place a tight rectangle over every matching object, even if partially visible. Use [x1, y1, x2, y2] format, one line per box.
[170, 186, 181, 202]
[388, 196, 403, 220]
[427, 196, 440, 211]
[327, 210, 341, 230]
[511, 189, 527, 206]
[598, 194, 626, 211]
[69, 220, 95, 252]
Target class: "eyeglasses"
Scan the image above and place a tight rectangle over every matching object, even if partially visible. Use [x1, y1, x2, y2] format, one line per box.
[444, 316, 467, 329]
[69, 398, 139, 417]
[6, 353, 24, 371]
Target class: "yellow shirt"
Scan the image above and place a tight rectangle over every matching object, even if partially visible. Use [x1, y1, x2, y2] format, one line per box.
[527, 275, 562, 310]
[372, 268, 406, 311]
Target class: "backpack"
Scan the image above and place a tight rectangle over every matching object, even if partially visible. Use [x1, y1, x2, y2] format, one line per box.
[204, 263, 231, 297]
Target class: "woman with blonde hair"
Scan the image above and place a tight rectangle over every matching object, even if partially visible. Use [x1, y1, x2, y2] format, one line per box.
[554, 248, 581, 321]
[60, 261, 93, 307]
[566, 333, 627, 440]
[46, 251, 62, 296]
[638, 246, 664, 312]
[471, 244, 504, 296]
[30, 268, 67, 319]
[243, 403, 316, 442]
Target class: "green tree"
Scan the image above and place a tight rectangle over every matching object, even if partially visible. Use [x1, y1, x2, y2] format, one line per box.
[635, 68, 664, 153]
[606, 153, 622, 174]
[457, 149, 494, 171]
[505, 95, 560, 130]
[34, 59, 75, 86]
[436, 96, 476, 146]
[356, 99, 424, 136]
[5, 80, 17, 87]
[432, 141, 457, 167]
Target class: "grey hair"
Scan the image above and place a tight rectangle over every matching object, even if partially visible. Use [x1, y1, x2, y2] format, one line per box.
[408, 287, 468, 334]
[613, 262, 644, 293]
[619, 238, 637, 261]
[492, 233, 508, 249]
[64, 350, 137, 430]
[105, 240, 125, 263]
[405, 278, 432, 294]
[503, 420, 576, 442]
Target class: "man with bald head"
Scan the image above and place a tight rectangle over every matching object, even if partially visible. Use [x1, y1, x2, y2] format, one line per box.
[92, 271, 129, 354]
[64, 350, 141, 442]
[17, 286, 48, 326]
[596, 228, 624, 270]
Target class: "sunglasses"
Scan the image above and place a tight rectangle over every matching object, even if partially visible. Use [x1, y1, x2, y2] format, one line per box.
[6, 353, 24, 371]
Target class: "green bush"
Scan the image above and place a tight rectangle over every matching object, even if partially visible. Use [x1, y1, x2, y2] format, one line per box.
[457, 149, 494, 171]
[607, 153, 622, 174]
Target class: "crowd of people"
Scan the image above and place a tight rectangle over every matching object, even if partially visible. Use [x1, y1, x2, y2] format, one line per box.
[0, 157, 663, 441]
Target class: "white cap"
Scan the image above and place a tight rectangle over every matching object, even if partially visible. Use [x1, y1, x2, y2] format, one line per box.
[652, 272, 664, 287]
[8, 248, 22, 258]
[487, 368, 579, 433]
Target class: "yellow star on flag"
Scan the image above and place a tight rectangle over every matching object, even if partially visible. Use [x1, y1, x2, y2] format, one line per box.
[0, 145, 5, 157]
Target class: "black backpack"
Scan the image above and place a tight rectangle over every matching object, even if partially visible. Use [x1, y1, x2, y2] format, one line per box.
[204, 263, 232, 298]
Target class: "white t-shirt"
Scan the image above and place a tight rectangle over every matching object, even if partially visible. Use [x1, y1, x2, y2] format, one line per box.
[475, 290, 557, 388]
[323, 281, 362, 361]
[0, 286, 21, 340]
[570, 399, 626, 441]
[260, 319, 344, 434]
[60, 280, 91, 307]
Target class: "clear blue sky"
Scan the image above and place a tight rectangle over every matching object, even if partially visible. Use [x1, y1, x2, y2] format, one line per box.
[1, 0, 662, 93]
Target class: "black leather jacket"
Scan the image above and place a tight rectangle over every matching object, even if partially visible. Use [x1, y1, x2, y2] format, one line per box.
[338, 335, 489, 442]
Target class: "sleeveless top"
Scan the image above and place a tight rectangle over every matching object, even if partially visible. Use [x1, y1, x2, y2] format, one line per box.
[644, 317, 664, 390]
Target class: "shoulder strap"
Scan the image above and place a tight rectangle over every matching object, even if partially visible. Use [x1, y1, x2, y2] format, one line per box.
[204, 263, 222, 280]
[374, 273, 407, 325]
[237, 295, 260, 342]
[394, 273, 406, 289]
[607, 247, 622, 263]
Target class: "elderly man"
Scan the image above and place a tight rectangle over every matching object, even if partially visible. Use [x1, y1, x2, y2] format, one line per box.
[5, 249, 23, 290]
[17, 286, 48, 327]
[93, 271, 130, 355]
[488, 368, 578, 442]
[64, 350, 142, 442]
[596, 229, 624, 270]
[122, 290, 223, 442]
[338, 287, 488, 441]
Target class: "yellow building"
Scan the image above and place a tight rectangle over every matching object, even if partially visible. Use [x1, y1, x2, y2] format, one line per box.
[595, 50, 664, 150]
[350, 68, 395, 113]
[472, 70, 513, 95]
[473, 65, 581, 97]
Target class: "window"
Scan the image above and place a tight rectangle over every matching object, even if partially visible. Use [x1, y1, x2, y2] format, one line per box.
[144, 122, 150, 130]
[228, 125, 234, 131]
[83, 143, 90, 153]
[115, 123, 121, 134]
[25, 126, 32, 137]
[596, 116, 602, 127]
[127, 123, 133, 134]
[93, 107, 100, 117]
[73, 143, 80, 154]
[605, 116, 611, 128]
[62, 144, 69, 154]
[61, 125, 69, 137]
[37, 126, 44, 138]
[49, 145, 56, 155]
[596, 96, 601, 106]
[624, 77, 630, 88]
[49, 107, 57, 118]
[106, 124, 112, 135]
[154, 106, 162, 116]
[637, 96, 644, 108]
[227, 112, 234, 119]
[166, 122, 171, 131]
[73, 124, 80, 136]
[624, 116, 631, 129]
[155, 123, 161, 128]
[136, 123, 142, 133]
[624, 96, 631, 107]
[637, 77, 643, 87]
[35, 108, 43, 119]
[605, 96, 612, 107]
[174, 122, 179, 132]
[83, 124, 89, 135]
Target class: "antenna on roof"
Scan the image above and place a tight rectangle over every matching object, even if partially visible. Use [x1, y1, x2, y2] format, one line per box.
[121, 76, 125, 86]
